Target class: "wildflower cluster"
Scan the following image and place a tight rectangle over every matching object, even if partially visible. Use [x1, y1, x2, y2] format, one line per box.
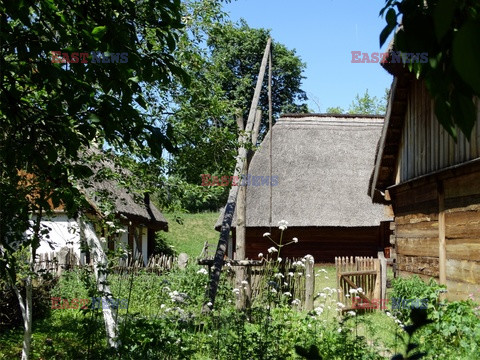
[261, 220, 299, 259]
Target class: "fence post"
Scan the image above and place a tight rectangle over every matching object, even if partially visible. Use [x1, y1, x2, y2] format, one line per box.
[304, 255, 315, 311]
[377, 251, 387, 301]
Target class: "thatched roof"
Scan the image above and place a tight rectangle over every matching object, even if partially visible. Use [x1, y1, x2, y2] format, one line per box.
[80, 149, 168, 231]
[215, 114, 389, 229]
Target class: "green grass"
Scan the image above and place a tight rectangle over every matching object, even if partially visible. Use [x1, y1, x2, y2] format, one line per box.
[162, 212, 219, 258]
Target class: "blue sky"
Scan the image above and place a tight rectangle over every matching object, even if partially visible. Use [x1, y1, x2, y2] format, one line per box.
[224, 0, 394, 112]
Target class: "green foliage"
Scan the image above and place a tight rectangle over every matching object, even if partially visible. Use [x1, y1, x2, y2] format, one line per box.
[390, 276, 444, 323]
[207, 20, 308, 129]
[156, 176, 228, 213]
[390, 275, 480, 359]
[380, 0, 480, 139]
[164, 13, 308, 209]
[325, 88, 387, 115]
[326, 106, 345, 114]
[348, 89, 386, 115]
[391, 308, 431, 360]
[0, 0, 187, 280]
[0, 277, 55, 330]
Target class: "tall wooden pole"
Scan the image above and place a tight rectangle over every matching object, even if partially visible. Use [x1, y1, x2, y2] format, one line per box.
[268, 45, 273, 229]
[203, 38, 272, 312]
[438, 181, 447, 300]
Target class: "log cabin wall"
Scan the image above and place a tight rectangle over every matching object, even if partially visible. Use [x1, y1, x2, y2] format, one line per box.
[390, 80, 480, 300]
[236, 225, 390, 263]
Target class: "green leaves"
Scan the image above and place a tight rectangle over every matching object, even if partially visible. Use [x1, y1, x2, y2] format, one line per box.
[380, 0, 480, 140]
[453, 20, 480, 96]
[433, 0, 455, 42]
[91, 26, 107, 40]
[380, 8, 397, 47]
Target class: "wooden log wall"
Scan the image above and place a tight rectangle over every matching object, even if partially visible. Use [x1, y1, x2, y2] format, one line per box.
[396, 81, 480, 184]
[391, 162, 480, 301]
[242, 225, 390, 263]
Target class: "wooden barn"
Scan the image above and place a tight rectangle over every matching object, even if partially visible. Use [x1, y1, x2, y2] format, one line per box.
[369, 64, 480, 300]
[216, 114, 392, 262]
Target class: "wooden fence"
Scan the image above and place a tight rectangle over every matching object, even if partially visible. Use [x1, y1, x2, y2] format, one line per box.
[35, 251, 178, 276]
[198, 255, 315, 311]
[335, 252, 387, 312]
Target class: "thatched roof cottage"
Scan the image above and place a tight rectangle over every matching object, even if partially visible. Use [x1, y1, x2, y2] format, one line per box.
[216, 114, 391, 262]
[37, 152, 168, 266]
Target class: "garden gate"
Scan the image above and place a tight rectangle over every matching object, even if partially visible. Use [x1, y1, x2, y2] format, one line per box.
[335, 252, 387, 312]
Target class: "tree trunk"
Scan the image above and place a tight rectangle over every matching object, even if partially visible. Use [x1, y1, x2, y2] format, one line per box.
[79, 217, 119, 349]
[12, 271, 32, 360]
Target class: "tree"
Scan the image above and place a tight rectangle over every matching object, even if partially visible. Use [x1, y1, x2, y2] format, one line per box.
[325, 106, 345, 114]
[0, 0, 186, 357]
[380, 0, 480, 139]
[348, 89, 386, 115]
[325, 89, 387, 115]
[207, 20, 308, 132]
[165, 18, 308, 211]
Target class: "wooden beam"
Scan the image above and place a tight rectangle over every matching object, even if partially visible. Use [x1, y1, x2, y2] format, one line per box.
[438, 180, 447, 299]
[203, 38, 272, 312]
[251, 109, 262, 146]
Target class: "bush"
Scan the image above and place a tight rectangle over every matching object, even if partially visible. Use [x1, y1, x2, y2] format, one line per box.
[0, 276, 57, 330]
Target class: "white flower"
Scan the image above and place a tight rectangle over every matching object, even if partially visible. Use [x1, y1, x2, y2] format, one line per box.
[292, 299, 301, 306]
[338, 328, 342, 333]
[347, 311, 356, 316]
[232, 288, 240, 295]
[283, 292, 292, 297]
[207, 302, 213, 307]
[277, 257, 282, 263]
[288, 272, 294, 277]
[267, 247, 278, 253]
[263, 232, 271, 237]
[258, 253, 264, 258]
[241, 280, 248, 285]
[274, 273, 284, 278]
[337, 302, 345, 308]
[345, 294, 350, 298]
[314, 307, 324, 315]
[271, 288, 277, 294]
[292, 237, 298, 243]
[105, 221, 115, 227]
[349, 288, 358, 294]
[357, 287, 363, 294]
[278, 220, 288, 230]
[324, 276, 329, 279]
[319, 292, 326, 298]
[278, 220, 288, 227]
[197, 268, 208, 275]
[386, 311, 391, 317]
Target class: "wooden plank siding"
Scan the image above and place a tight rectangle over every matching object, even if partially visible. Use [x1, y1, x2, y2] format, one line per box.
[395, 81, 480, 184]
[390, 164, 480, 300]
[236, 225, 391, 263]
